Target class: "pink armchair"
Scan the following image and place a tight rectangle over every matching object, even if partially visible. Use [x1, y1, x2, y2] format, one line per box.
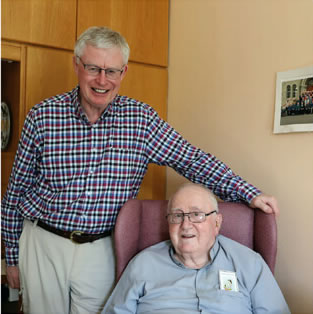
[114, 199, 277, 281]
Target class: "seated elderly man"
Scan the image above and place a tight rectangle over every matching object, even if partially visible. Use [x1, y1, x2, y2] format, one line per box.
[103, 183, 290, 314]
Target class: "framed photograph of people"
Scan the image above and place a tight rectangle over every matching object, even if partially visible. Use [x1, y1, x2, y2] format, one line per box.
[273, 65, 313, 133]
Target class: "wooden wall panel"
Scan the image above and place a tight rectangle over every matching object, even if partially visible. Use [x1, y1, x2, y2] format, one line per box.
[25, 46, 78, 114]
[119, 62, 167, 119]
[137, 164, 166, 200]
[119, 62, 167, 200]
[1, 0, 76, 49]
[77, 0, 169, 66]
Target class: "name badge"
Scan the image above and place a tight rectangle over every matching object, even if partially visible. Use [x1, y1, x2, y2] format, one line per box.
[219, 270, 239, 292]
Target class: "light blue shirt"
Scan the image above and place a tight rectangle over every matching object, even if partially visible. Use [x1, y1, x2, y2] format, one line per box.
[103, 235, 290, 314]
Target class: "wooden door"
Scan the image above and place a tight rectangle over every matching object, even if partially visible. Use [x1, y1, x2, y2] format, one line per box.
[77, 0, 169, 66]
[25, 46, 78, 115]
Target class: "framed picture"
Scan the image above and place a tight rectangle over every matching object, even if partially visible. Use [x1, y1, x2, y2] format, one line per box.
[273, 65, 313, 133]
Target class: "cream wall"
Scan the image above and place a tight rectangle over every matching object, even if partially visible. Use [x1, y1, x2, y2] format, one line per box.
[167, 0, 313, 313]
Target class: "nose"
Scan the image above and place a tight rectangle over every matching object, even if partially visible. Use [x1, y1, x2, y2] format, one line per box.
[96, 69, 107, 85]
[181, 214, 193, 229]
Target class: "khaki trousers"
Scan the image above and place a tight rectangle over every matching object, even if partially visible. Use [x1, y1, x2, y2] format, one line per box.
[19, 220, 115, 314]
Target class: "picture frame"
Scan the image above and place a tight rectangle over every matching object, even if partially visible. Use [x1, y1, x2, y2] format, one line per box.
[273, 65, 313, 134]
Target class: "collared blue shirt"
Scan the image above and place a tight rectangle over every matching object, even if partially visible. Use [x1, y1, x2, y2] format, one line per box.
[103, 235, 290, 314]
[2, 87, 261, 265]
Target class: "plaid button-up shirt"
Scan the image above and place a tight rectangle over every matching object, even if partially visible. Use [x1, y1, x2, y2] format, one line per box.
[1, 86, 261, 265]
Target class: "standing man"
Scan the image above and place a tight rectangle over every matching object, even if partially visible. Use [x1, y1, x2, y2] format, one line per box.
[2, 26, 278, 314]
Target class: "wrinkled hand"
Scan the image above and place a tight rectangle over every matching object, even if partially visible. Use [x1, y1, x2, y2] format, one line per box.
[6, 265, 20, 289]
[250, 194, 280, 216]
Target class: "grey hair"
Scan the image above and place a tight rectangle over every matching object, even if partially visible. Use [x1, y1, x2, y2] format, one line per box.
[167, 183, 219, 213]
[74, 26, 130, 64]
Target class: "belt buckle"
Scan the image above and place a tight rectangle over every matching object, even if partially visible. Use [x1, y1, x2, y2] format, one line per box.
[70, 230, 84, 243]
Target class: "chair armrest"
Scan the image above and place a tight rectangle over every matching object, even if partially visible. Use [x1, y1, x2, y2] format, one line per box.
[114, 199, 142, 281]
[254, 210, 277, 274]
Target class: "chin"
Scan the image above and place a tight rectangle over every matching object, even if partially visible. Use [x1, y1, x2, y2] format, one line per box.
[89, 97, 111, 109]
[179, 245, 197, 253]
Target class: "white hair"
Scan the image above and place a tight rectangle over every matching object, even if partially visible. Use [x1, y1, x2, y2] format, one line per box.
[168, 183, 218, 213]
[74, 26, 130, 64]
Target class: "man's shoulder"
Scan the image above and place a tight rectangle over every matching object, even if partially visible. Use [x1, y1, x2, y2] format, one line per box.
[114, 95, 157, 115]
[130, 240, 170, 265]
[124, 240, 171, 278]
[31, 88, 76, 113]
[218, 235, 260, 258]
[216, 235, 268, 279]
[137, 240, 170, 257]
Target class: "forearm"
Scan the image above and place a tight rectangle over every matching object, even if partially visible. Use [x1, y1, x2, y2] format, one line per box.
[208, 165, 262, 203]
[145, 113, 261, 203]
[153, 141, 261, 203]
[1, 113, 38, 265]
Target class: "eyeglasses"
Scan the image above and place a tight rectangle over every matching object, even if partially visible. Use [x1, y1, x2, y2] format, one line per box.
[77, 56, 124, 80]
[166, 210, 217, 224]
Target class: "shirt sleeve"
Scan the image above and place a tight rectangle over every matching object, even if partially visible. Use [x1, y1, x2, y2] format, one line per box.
[102, 260, 143, 313]
[1, 110, 40, 266]
[145, 107, 261, 203]
[250, 255, 291, 314]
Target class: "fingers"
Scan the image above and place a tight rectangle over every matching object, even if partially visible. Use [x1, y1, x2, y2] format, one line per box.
[263, 195, 280, 216]
[261, 202, 277, 215]
[250, 194, 280, 216]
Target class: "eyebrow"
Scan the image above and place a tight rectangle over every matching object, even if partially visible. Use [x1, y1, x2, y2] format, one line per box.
[86, 63, 121, 70]
[170, 206, 202, 212]
[79, 57, 122, 70]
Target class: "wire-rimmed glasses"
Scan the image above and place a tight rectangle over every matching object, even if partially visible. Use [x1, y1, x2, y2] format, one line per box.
[166, 210, 217, 224]
[77, 56, 125, 80]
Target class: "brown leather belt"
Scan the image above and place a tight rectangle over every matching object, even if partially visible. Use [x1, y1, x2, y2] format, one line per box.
[37, 220, 111, 244]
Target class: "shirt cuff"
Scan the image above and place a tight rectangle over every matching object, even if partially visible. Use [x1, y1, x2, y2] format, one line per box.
[238, 182, 262, 204]
[5, 247, 19, 266]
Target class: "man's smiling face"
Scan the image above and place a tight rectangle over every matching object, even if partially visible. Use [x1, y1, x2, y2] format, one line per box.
[168, 185, 221, 260]
[74, 44, 127, 114]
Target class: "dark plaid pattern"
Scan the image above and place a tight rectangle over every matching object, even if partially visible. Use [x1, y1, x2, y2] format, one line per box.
[1, 86, 260, 265]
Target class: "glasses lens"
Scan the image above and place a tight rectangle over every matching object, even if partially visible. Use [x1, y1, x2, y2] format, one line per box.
[168, 213, 183, 224]
[167, 211, 211, 224]
[190, 212, 205, 223]
[105, 69, 120, 80]
[85, 65, 100, 75]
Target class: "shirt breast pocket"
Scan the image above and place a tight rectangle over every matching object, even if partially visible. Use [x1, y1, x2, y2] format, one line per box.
[101, 145, 148, 180]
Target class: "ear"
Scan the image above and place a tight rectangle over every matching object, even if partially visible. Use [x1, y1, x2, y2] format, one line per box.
[120, 64, 128, 81]
[215, 213, 223, 234]
[73, 55, 79, 75]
